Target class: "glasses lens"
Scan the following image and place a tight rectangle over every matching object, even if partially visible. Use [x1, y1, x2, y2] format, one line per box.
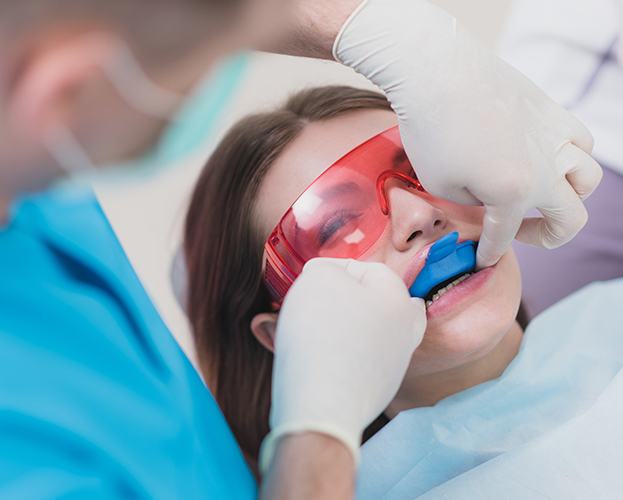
[265, 126, 420, 301]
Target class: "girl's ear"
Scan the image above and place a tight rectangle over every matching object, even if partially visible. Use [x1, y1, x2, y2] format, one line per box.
[250, 313, 278, 352]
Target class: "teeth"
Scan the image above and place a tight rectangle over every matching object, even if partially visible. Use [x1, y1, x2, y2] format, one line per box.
[425, 273, 473, 308]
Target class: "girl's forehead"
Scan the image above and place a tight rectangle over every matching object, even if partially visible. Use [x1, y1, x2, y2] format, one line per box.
[256, 110, 398, 237]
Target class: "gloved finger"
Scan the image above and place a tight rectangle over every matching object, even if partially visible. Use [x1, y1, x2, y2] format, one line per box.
[303, 258, 406, 293]
[302, 257, 354, 274]
[515, 182, 588, 249]
[551, 105, 594, 154]
[344, 260, 407, 296]
[568, 113, 595, 154]
[299, 258, 360, 288]
[476, 205, 524, 269]
[557, 142, 603, 200]
[407, 297, 427, 350]
[409, 297, 427, 321]
[305, 257, 387, 280]
[444, 186, 481, 206]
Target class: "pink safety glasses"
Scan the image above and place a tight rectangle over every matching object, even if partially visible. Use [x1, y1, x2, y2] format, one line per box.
[263, 125, 425, 304]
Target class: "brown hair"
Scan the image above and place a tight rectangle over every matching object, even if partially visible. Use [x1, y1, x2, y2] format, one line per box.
[184, 85, 530, 475]
[184, 86, 393, 473]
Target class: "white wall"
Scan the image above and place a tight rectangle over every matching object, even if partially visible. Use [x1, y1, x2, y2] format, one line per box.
[94, 0, 511, 366]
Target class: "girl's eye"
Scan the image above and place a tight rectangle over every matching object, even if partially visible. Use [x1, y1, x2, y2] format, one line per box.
[318, 210, 363, 246]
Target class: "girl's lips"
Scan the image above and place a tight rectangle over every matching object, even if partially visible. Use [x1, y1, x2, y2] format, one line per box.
[402, 242, 435, 289]
[425, 265, 496, 319]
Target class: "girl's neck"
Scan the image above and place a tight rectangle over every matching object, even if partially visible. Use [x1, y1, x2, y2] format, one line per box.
[386, 322, 523, 416]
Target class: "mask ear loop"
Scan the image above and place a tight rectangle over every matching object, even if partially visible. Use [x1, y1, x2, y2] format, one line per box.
[44, 125, 98, 176]
[44, 42, 186, 177]
[376, 170, 424, 215]
[103, 42, 184, 121]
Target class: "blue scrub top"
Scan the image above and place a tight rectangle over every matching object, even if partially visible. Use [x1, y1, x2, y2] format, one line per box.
[0, 187, 256, 499]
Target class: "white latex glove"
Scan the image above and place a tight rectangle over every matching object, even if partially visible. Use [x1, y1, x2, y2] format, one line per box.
[259, 258, 425, 473]
[334, 0, 603, 267]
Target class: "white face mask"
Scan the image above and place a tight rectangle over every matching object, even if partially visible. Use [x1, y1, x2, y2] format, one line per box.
[45, 42, 184, 178]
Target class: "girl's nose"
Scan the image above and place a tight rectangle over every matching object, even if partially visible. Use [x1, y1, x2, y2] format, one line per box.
[385, 181, 448, 252]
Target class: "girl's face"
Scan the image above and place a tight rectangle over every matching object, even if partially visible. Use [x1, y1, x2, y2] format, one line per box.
[254, 109, 522, 377]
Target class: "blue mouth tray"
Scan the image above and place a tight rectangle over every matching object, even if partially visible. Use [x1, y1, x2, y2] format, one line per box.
[409, 232, 477, 299]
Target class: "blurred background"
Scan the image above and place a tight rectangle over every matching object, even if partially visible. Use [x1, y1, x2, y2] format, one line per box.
[91, 0, 517, 364]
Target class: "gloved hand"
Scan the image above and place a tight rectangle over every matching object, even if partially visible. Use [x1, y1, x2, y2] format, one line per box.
[334, 0, 603, 267]
[259, 258, 426, 473]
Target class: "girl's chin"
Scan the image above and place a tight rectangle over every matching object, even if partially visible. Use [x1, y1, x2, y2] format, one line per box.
[406, 252, 521, 373]
[423, 309, 512, 348]
[413, 311, 518, 374]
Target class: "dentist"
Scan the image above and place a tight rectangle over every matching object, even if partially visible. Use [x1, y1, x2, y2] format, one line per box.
[0, 0, 601, 499]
